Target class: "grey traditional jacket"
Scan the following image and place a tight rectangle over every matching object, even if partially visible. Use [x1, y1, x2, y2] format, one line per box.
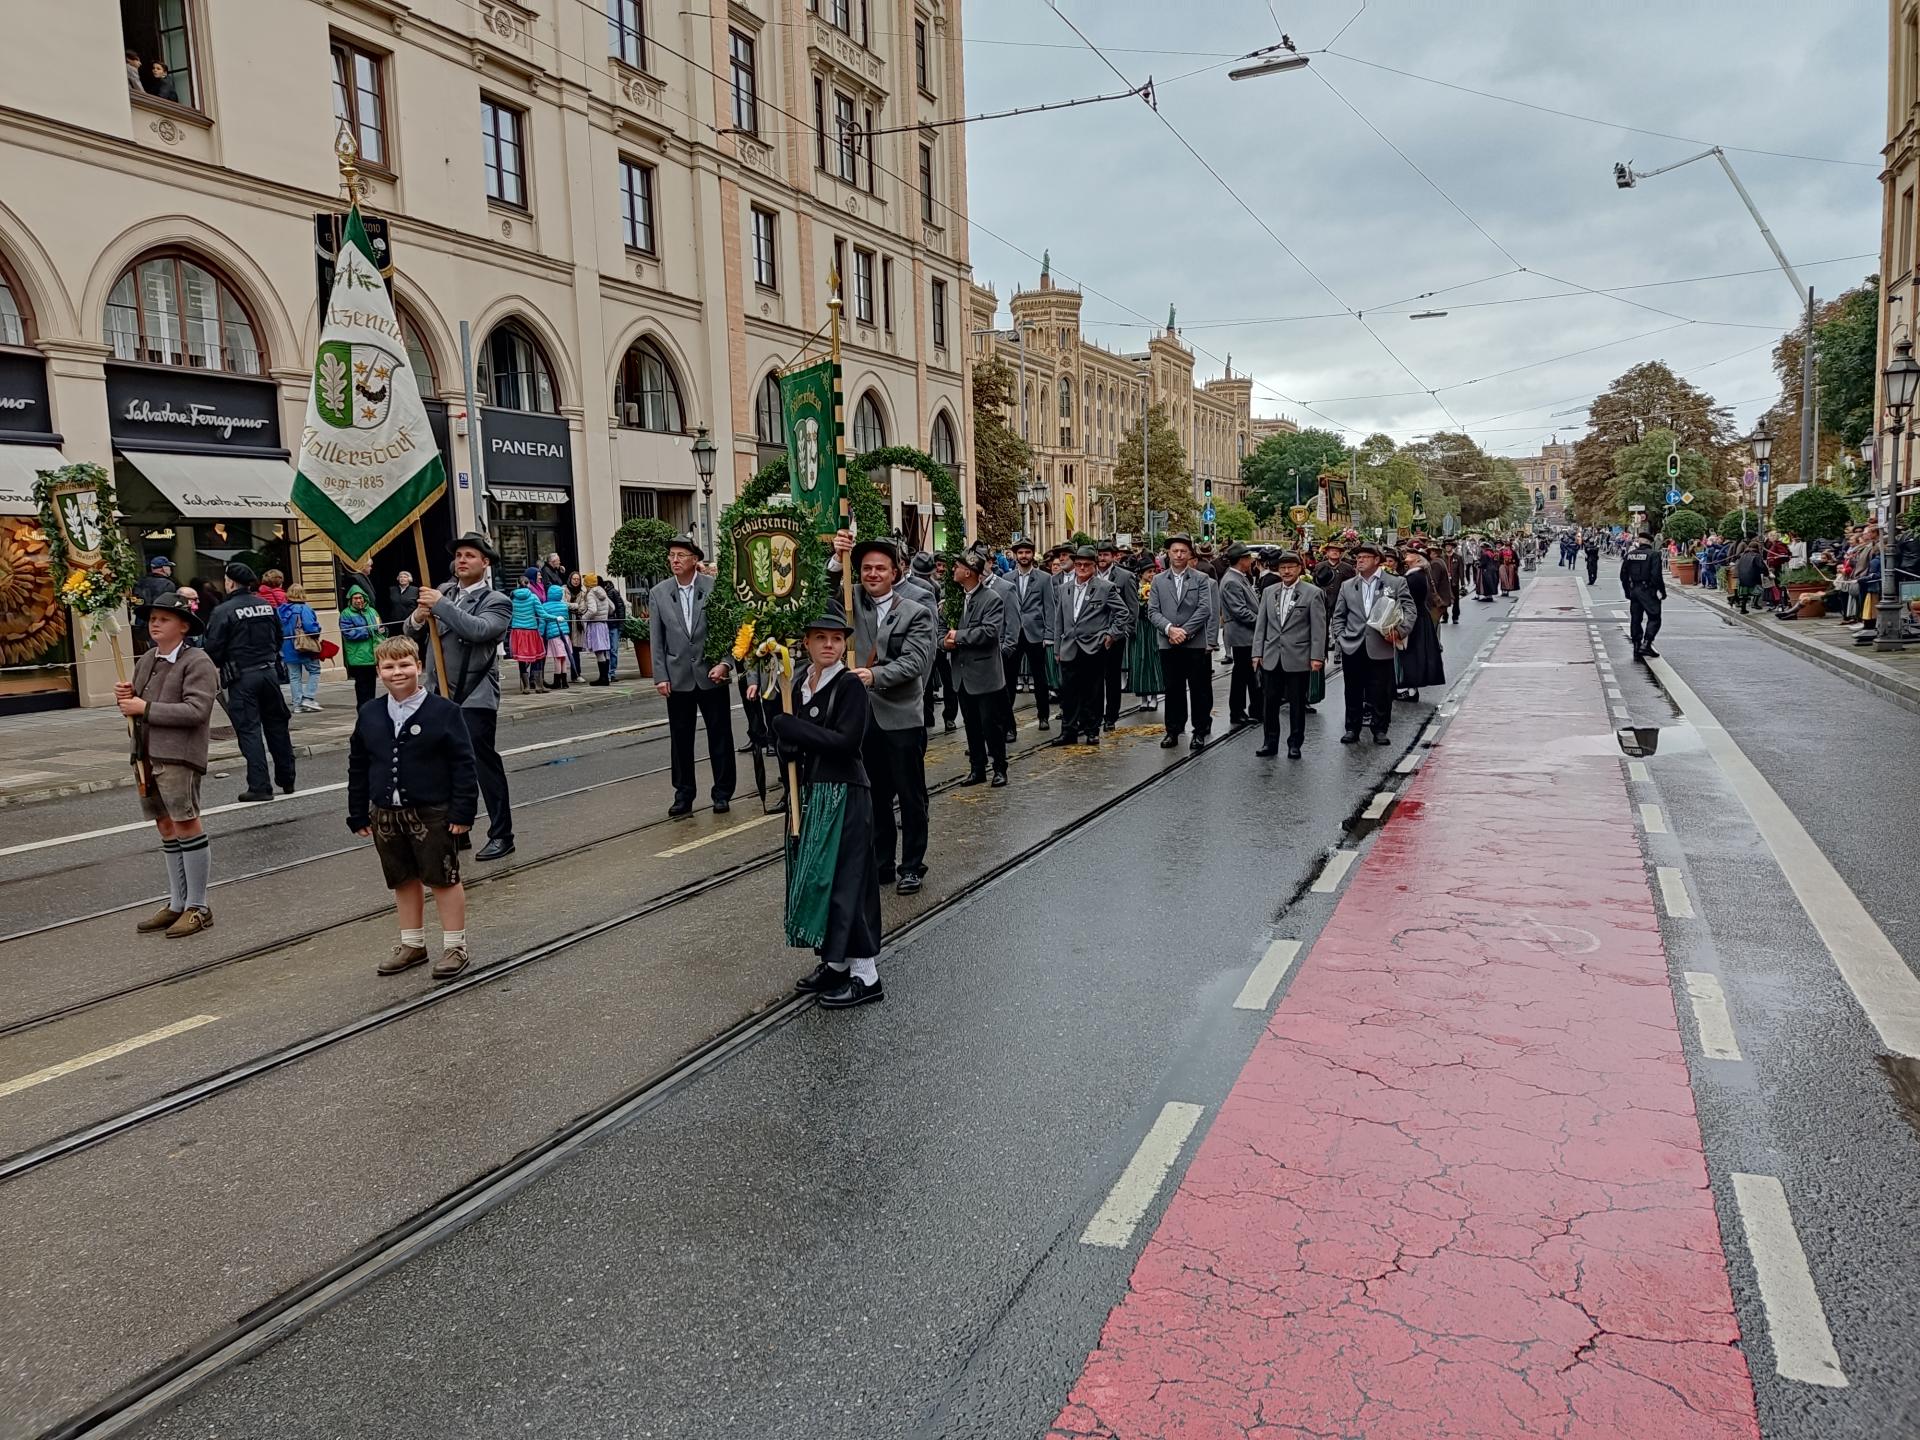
[849, 588, 936, 731]
[1052, 573, 1123, 662]
[1004, 565, 1054, 644]
[408, 580, 512, 710]
[949, 581, 1007, 694]
[1147, 566, 1216, 651]
[647, 574, 728, 691]
[1251, 579, 1327, 674]
[1330, 570, 1417, 660]
[1217, 567, 1259, 647]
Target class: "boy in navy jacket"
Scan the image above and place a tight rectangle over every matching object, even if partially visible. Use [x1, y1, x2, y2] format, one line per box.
[347, 636, 479, 979]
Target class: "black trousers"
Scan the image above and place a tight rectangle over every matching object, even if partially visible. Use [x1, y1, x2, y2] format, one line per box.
[667, 685, 736, 803]
[924, 652, 960, 728]
[348, 664, 377, 710]
[864, 723, 929, 873]
[1629, 594, 1663, 652]
[1228, 644, 1256, 721]
[1102, 641, 1127, 724]
[1342, 649, 1397, 738]
[1585, 555, 1599, 583]
[739, 672, 770, 748]
[225, 665, 295, 793]
[1262, 667, 1311, 749]
[460, 704, 512, 844]
[958, 689, 1007, 775]
[1161, 647, 1213, 739]
[1059, 651, 1106, 738]
[1005, 636, 1051, 720]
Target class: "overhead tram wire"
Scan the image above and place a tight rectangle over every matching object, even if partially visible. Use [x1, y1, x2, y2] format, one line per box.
[1323, 1, 1368, 50]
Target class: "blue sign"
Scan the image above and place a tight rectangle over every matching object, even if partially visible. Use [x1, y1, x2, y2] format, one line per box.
[1665, 488, 1681, 506]
[1202, 502, 1216, 523]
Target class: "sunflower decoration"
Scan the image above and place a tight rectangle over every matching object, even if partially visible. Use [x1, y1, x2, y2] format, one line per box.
[0, 517, 68, 669]
[32, 462, 142, 648]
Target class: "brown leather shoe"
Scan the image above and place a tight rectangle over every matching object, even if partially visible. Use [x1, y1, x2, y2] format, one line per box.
[432, 944, 470, 980]
[163, 907, 213, 939]
[137, 905, 183, 934]
[378, 943, 430, 975]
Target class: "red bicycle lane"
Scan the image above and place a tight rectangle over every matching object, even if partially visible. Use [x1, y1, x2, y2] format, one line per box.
[1049, 600, 1760, 1439]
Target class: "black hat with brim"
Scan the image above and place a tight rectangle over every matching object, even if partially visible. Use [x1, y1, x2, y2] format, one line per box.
[667, 534, 705, 561]
[136, 590, 203, 636]
[449, 530, 500, 563]
[909, 551, 936, 575]
[954, 549, 989, 574]
[803, 608, 853, 634]
[1072, 545, 1099, 561]
[1164, 533, 1194, 550]
[1276, 550, 1303, 567]
[852, 537, 902, 570]
[1012, 537, 1036, 552]
[1097, 539, 1120, 553]
[1353, 541, 1385, 558]
[1223, 543, 1253, 562]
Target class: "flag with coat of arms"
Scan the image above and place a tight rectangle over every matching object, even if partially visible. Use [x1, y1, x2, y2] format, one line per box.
[290, 206, 445, 569]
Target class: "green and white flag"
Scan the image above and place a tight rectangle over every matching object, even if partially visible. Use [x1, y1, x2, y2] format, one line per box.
[291, 206, 444, 569]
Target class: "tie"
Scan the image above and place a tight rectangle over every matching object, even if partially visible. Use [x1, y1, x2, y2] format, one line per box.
[681, 585, 694, 632]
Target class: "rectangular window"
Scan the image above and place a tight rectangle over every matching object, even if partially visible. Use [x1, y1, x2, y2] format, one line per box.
[881, 257, 893, 332]
[915, 19, 931, 93]
[481, 98, 527, 208]
[859, 0, 870, 47]
[1903, 188, 1916, 279]
[833, 92, 858, 183]
[813, 78, 827, 170]
[931, 278, 948, 349]
[330, 38, 388, 170]
[833, 237, 846, 294]
[607, 0, 646, 69]
[620, 158, 656, 252]
[862, 105, 876, 192]
[751, 206, 777, 289]
[918, 143, 935, 224]
[853, 248, 875, 324]
[729, 29, 758, 135]
[827, 0, 850, 33]
[121, 0, 198, 109]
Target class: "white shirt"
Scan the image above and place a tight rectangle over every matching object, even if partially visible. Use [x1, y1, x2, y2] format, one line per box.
[871, 589, 896, 627]
[801, 660, 844, 704]
[677, 581, 697, 631]
[1278, 583, 1296, 628]
[1171, 569, 1187, 605]
[154, 643, 183, 665]
[1017, 569, 1033, 599]
[387, 687, 428, 733]
[1069, 577, 1088, 620]
[1359, 574, 1381, 612]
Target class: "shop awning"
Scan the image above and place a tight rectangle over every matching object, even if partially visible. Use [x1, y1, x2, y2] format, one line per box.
[119, 450, 295, 519]
[0, 444, 68, 515]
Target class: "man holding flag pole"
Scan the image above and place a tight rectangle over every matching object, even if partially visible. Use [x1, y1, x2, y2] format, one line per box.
[293, 133, 514, 861]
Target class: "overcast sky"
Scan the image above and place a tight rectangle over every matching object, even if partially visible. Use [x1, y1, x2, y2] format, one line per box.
[959, 0, 1882, 457]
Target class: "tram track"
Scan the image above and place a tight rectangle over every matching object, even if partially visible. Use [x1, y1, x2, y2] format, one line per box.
[34, 704, 1224, 1440]
[0, 704, 1154, 1176]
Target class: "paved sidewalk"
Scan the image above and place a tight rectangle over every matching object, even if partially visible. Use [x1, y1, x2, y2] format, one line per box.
[0, 664, 656, 807]
[1050, 580, 1761, 1439]
[1672, 585, 1920, 714]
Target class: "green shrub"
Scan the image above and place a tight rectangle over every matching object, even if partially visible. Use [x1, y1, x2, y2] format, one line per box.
[1773, 486, 1853, 543]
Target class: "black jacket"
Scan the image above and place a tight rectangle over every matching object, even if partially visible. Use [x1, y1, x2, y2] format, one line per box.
[346, 691, 480, 830]
[771, 665, 871, 789]
[1619, 546, 1666, 599]
[203, 588, 284, 673]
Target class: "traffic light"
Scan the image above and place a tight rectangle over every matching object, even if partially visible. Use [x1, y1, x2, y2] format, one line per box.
[1667, 450, 1680, 480]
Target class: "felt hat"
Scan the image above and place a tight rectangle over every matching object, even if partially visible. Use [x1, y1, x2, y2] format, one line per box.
[1223, 543, 1252, 562]
[909, 551, 936, 576]
[1097, 538, 1120, 554]
[448, 530, 500, 563]
[1163, 533, 1194, 550]
[1276, 550, 1303, 567]
[1352, 540, 1385, 558]
[852, 537, 902, 570]
[666, 533, 705, 561]
[136, 590, 203, 636]
[1012, 536, 1036, 553]
[802, 605, 853, 633]
[1071, 545, 1099, 561]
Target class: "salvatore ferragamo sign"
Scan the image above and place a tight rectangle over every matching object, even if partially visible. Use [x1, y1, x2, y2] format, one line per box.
[104, 364, 285, 457]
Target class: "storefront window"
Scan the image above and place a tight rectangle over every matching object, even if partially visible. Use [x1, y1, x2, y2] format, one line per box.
[614, 339, 685, 433]
[478, 320, 557, 413]
[103, 253, 264, 375]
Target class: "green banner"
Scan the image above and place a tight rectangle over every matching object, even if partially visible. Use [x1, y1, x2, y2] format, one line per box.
[781, 358, 840, 535]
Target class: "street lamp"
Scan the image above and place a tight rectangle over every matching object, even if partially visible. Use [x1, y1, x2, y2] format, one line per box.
[1748, 421, 1772, 533]
[691, 425, 718, 556]
[1874, 337, 1920, 650]
[1229, 37, 1307, 81]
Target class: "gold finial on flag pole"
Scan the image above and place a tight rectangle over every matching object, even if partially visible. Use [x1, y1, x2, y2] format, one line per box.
[334, 123, 360, 199]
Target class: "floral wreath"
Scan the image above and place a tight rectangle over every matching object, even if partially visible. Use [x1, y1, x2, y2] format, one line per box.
[32, 462, 142, 648]
[702, 502, 833, 666]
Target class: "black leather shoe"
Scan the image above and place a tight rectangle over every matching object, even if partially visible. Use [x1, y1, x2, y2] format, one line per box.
[1190, 735, 1207, 752]
[1253, 746, 1279, 757]
[476, 838, 514, 861]
[878, 865, 896, 886]
[1340, 731, 1360, 744]
[1642, 647, 1660, 658]
[1004, 728, 1018, 745]
[818, 974, 884, 1008]
[944, 720, 959, 733]
[1050, 734, 1079, 747]
[795, 961, 844, 994]
[1080, 737, 1100, 748]
[1230, 715, 1251, 727]
[712, 799, 731, 815]
[1287, 745, 1302, 759]
[1102, 721, 1116, 732]
[236, 790, 274, 802]
[1373, 732, 1392, 746]
[278, 781, 296, 795]
[667, 798, 693, 817]
[959, 771, 987, 786]
[896, 870, 923, 895]
[1038, 719, 1051, 731]
[1159, 734, 1180, 749]
[990, 771, 1008, 787]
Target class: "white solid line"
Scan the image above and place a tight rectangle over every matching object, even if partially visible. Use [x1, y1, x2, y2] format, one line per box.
[1682, 972, 1742, 1061]
[1640, 803, 1668, 834]
[1657, 866, 1695, 919]
[1081, 1101, 1205, 1247]
[1652, 658, 1920, 1057]
[1234, 940, 1302, 1010]
[1361, 789, 1396, 820]
[0, 1014, 218, 1099]
[1313, 849, 1358, 893]
[1731, 1173, 1849, 1387]
[652, 812, 782, 858]
[1628, 760, 1650, 782]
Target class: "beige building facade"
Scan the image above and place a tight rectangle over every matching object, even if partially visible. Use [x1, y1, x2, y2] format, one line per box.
[0, 0, 972, 711]
[966, 267, 1251, 546]
[1515, 438, 1573, 522]
[1878, 0, 1920, 511]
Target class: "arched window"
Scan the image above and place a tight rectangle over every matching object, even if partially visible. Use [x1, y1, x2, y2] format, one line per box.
[930, 411, 957, 466]
[1548, 483, 1558, 501]
[754, 371, 783, 445]
[478, 319, 557, 412]
[1059, 374, 1073, 419]
[0, 258, 27, 347]
[397, 306, 436, 394]
[852, 391, 886, 453]
[103, 251, 263, 373]
[614, 337, 685, 433]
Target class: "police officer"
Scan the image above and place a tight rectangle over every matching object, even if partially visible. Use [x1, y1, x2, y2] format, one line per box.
[202, 561, 295, 801]
[1621, 531, 1667, 660]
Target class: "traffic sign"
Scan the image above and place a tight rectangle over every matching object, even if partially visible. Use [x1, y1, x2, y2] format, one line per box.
[1681, 491, 1693, 504]
[1741, 466, 1757, 489]
[1665, 489, 1682, 506]
[1202, 502, 1216, 524]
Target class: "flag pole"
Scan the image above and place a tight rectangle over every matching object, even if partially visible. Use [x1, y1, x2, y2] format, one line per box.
[827, 266, 852, 615]
[332, 127, 450, 697]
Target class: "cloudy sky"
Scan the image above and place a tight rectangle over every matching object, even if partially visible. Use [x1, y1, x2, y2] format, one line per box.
[959, 0, 1882, 457]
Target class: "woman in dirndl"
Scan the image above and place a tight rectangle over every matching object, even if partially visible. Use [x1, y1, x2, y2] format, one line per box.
[1126, 571, 1164, 709]
[772, 609, 886, 1009]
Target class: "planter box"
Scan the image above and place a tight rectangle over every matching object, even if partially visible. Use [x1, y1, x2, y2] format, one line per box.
[632, 636, 653, 679]
[1672, 559, 1698, 585]
[1796, 593, 1826, 619]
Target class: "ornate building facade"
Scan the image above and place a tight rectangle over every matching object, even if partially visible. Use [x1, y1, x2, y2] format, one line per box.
[966, 265, 1252, 546]
[1515, 438, 1573, 522]
[0, 0, 972, 709]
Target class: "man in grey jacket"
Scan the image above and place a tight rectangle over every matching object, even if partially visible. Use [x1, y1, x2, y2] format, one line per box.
[1002, 538, 1054, 732]
[1147, 534, 1217, 751]
[1330, 540, 1417, 746]
[1050, 547, 1123, 745]
[1250, 551, 1326, 759]
[408, 531, 516, 859]
[648, 535, 736, 817]
[1217, 543, 1260, 725]
[1095, 540, 1136, 730]
[943, 550, 1008, 786]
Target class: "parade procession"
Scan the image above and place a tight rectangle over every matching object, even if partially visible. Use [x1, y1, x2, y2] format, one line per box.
[5, 4, 1920, 1439]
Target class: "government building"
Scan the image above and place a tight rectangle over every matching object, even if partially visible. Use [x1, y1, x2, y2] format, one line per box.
[0, 0, 973, 711]
[1515, 438, 1573, 522]
[967, 264, 1253, 546]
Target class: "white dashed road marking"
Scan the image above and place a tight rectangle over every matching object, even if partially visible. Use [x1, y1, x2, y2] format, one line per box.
[1233, 940, 1302, 1011]
[1656, 866, 1695, 919]
[1731, 1173, 1849, 1387]
[0, 1015, 218, 1099]
[1682, 972, 1742, 1061]
[1081, 1102, 1205, 1248]
[1312, 849, 1358, 893]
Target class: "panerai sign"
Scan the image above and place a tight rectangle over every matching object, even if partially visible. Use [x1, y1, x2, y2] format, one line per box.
[479, 406, 572, 489]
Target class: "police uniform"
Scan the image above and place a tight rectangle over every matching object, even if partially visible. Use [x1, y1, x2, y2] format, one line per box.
[203, 563, 295, 799]
[1620, 538, 1667, 658]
